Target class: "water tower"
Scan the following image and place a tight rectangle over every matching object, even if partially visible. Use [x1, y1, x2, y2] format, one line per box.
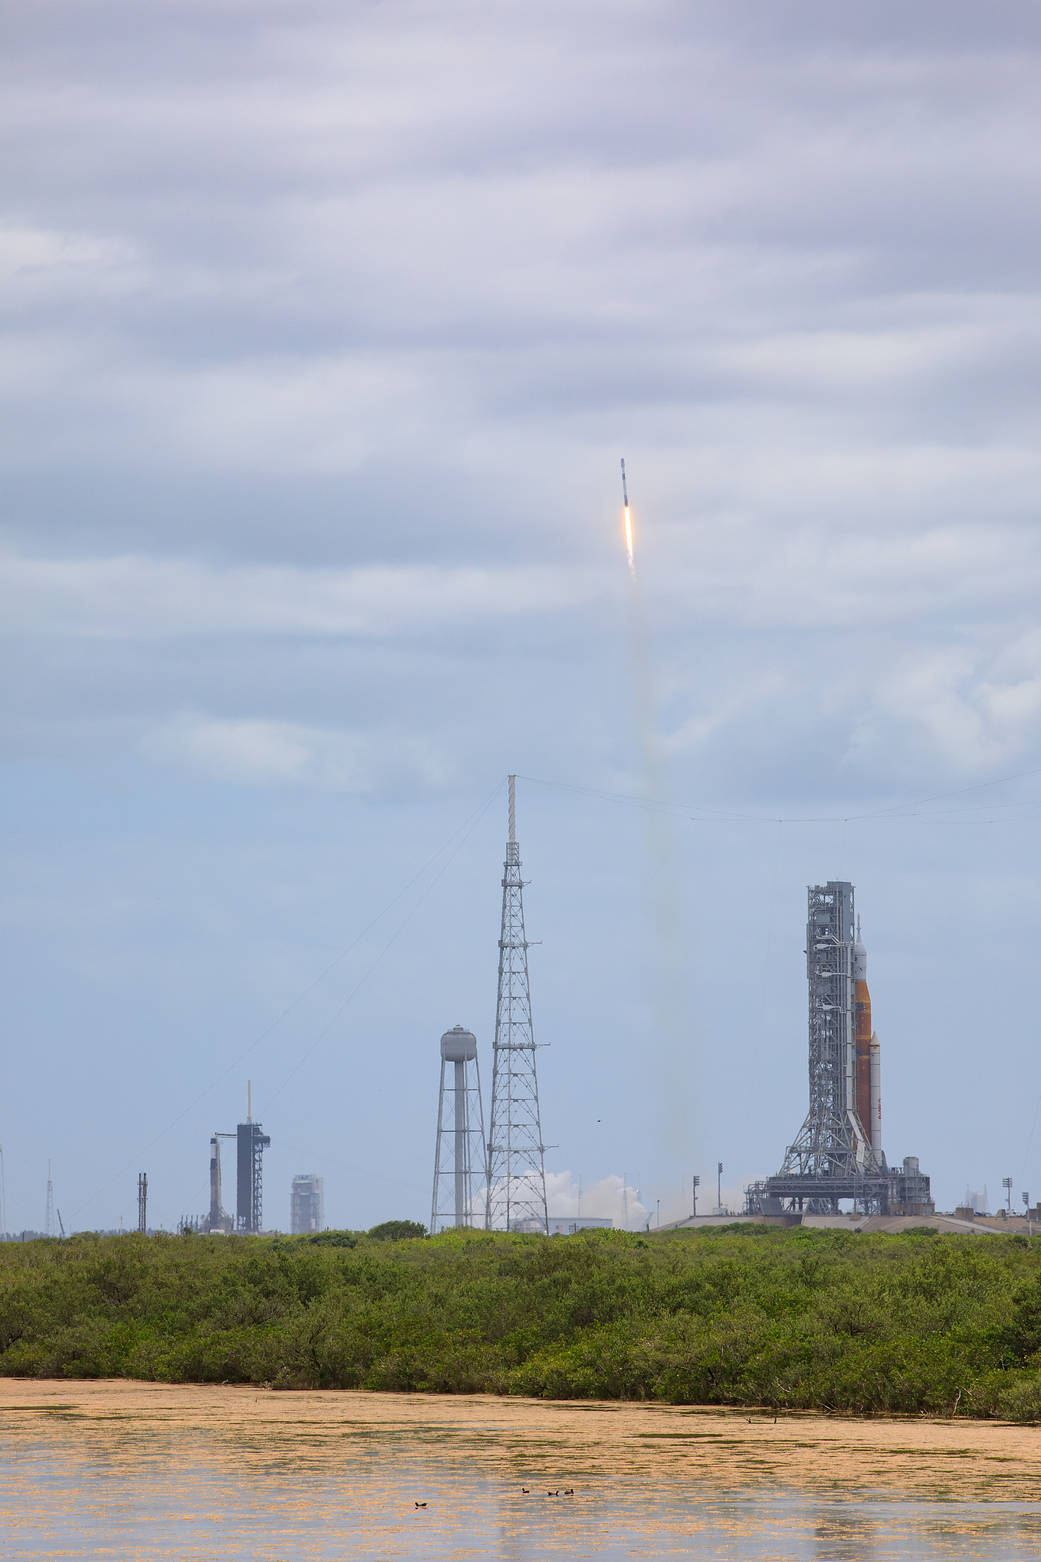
[430, 1025, 486, 1232]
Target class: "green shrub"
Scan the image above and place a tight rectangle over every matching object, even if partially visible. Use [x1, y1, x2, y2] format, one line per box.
[0, 1226, 1037, 1419]
[367, 1220, 426, 1241]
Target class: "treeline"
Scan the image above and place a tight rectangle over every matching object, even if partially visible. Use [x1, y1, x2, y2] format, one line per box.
[3, 1225, 1041, 1421]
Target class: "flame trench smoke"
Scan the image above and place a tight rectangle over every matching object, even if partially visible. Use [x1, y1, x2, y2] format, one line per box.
[619, 461, 693, 1173]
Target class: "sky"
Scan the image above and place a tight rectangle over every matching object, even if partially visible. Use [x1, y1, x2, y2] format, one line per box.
[4, 0, 1041, 1232]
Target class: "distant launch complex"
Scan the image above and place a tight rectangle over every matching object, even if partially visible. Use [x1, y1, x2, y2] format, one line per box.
[746, 881, 932, 1217]
[173, 813, 936, 1237]
[423, 774, 938, 1229]
[426, 786, 934, 1232]
[116, 795, 980, 1238]
[199, 1088, 272, 1234]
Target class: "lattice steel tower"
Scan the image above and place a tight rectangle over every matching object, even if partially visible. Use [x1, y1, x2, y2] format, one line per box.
[430, 1025, 485, 1231]
[485, 776, 549, 1234]
[778, 884, 868, 1183]
[236, 1082, 270, 1234]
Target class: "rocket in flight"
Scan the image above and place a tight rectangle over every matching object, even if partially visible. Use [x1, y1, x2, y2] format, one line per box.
[620, 458, 634, 573]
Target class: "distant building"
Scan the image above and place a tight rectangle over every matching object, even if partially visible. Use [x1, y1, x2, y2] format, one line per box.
[505, 1215, 613, 1236]
[547, 1215, 612, 1235]
[290, 1174, 324, 1234]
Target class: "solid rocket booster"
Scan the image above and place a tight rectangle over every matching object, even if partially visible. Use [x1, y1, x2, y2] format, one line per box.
[853, 924, 873, 1148]
[621, 457, 630, 508]
[869, 1032, 882, 1157]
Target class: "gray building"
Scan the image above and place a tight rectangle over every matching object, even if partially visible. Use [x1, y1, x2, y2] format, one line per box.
[290, 1173, 324, 1234]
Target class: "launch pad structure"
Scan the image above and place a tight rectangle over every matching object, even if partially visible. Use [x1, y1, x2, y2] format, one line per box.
[199, 1086, 270, 1234]
[236, 1111, 270, 1234]
[747, 881, 932, 1217]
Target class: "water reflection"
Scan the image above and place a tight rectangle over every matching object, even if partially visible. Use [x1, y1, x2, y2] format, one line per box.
[812, 1504, 877, 1560]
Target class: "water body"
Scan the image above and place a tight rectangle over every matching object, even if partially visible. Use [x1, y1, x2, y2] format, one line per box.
[0, 1382, 1039, 1560]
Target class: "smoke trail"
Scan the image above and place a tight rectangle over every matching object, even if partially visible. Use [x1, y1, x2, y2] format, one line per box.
[620, 467, 694, 1166]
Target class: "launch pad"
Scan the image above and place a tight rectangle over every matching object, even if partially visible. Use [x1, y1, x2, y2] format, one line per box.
[746, 881, 932, 1218]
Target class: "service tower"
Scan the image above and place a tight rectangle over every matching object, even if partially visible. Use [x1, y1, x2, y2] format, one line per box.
[747, 881, 931, 1216]
[236, 1084, 271, 1234]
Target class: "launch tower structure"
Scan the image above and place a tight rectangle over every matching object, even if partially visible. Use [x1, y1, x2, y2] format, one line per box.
[430, 1025, 485, 1231]
[747, 881, 931, 1216]
[780, 882, 875, 1186]
[236, 1085, 270, 1234]
[485, 776, 549, 1234]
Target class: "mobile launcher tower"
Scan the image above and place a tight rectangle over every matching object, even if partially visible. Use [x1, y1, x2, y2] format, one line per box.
[746, 881, 932, 1217]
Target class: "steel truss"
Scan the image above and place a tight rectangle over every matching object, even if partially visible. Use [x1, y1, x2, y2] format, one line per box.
[485, 776, 548, 1234]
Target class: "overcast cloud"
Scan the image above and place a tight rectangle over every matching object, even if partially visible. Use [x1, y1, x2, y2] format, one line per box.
[3, 1, 1041, 1231]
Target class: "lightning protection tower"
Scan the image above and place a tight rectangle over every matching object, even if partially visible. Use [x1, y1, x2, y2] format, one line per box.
[431, 1026, 486, 1232]
[485, 776, 549, 1234]
[137, 1172, 148, 1234]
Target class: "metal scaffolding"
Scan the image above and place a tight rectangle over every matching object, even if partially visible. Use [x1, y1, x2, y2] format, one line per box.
[779, 882, 872, 1188]
[485, 776, 549, 1234]
[236, 1086, 270, 1233]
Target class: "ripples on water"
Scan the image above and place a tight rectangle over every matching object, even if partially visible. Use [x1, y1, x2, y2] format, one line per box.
[0, 1389, 1039, 1560]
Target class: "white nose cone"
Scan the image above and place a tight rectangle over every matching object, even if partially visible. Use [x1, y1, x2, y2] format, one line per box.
[853, 937, 867, 982]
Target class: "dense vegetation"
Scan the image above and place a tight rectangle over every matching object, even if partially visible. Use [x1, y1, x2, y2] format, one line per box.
[3, 1225, 1041, 1421]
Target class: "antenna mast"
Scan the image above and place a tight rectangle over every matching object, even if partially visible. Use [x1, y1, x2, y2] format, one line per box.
[485, 776, 549, 1234]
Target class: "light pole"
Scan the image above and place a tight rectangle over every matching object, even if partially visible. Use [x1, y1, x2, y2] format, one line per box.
[1003, 1176, 1013, 1215]
[1024, 1191, 1032, 1237]
[692, 1175, 700, 1219]
[717, 1161, 724, 1215]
